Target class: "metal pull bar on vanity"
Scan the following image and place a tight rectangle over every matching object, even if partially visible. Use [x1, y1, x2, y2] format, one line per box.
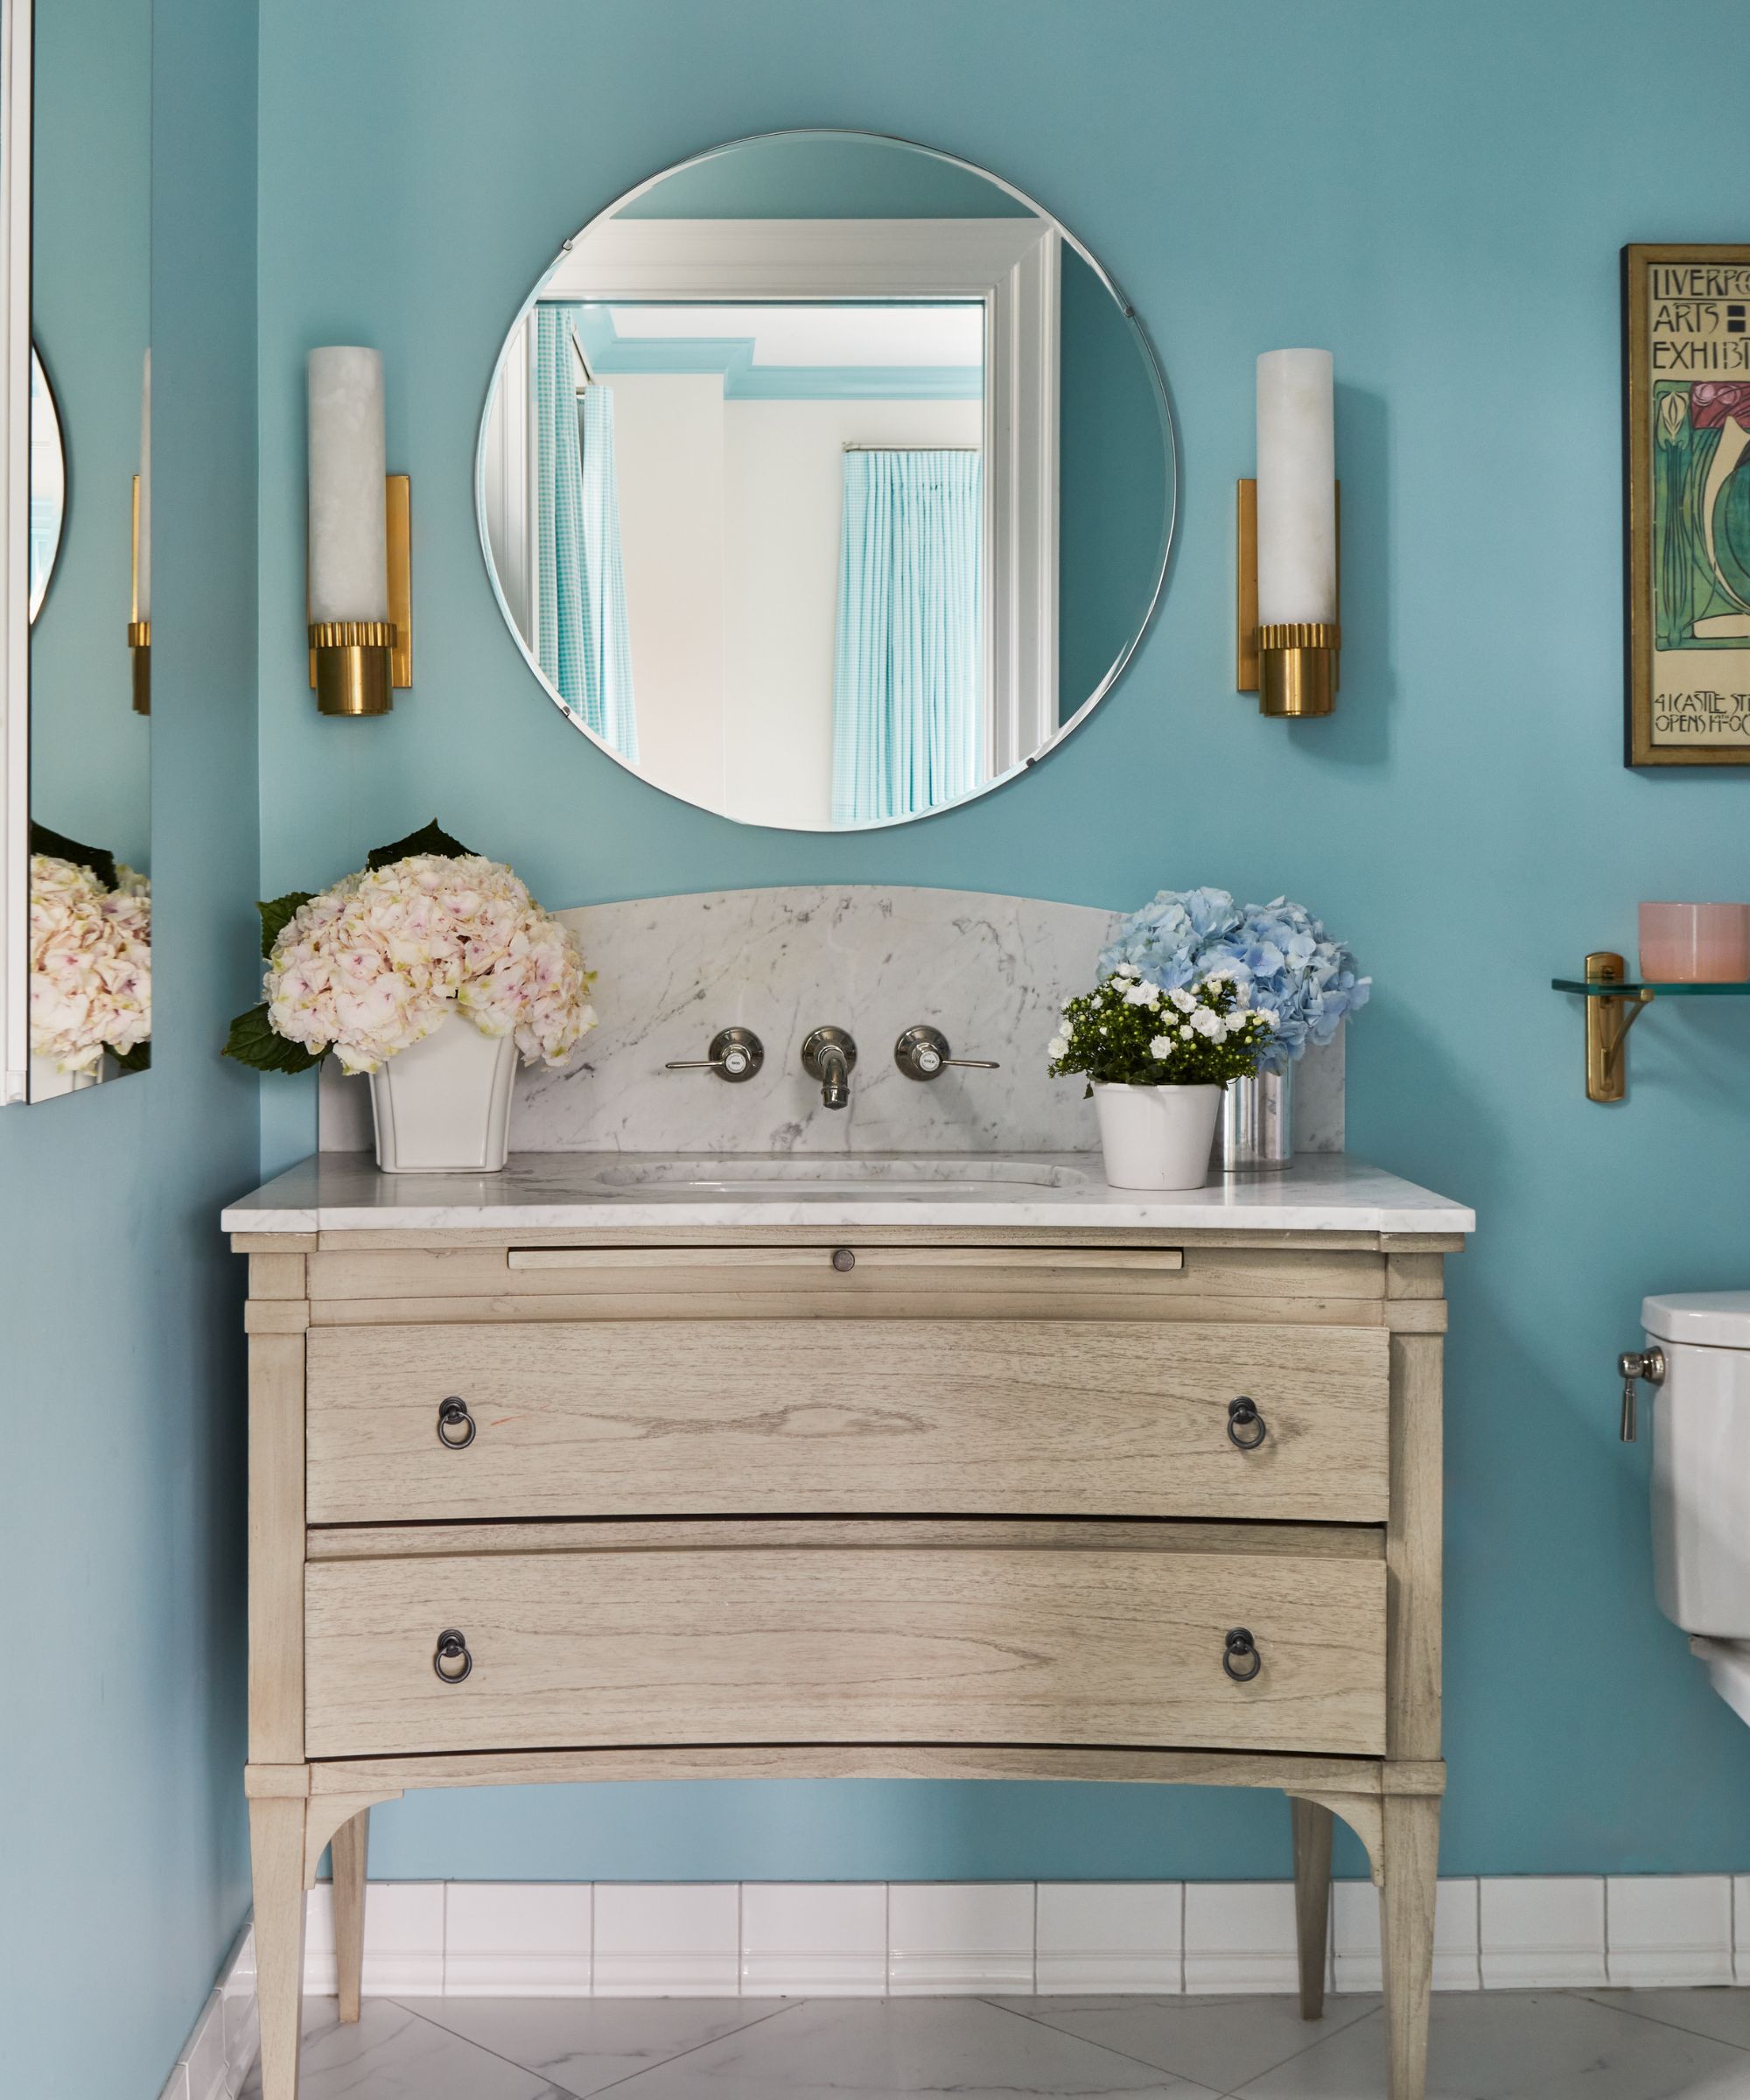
[504, 1244, 1187, 1273]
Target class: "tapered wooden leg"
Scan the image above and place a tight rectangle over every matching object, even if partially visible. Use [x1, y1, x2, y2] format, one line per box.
[249, 1794, 308, 2100]
[331, 1808, 369, 2023]
[1291, 1795, 1334, 2020]
[1380, 1792, 1441, 2100]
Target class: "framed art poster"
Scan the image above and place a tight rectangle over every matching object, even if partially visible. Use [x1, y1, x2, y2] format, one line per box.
[1623, 244, 1750, 766]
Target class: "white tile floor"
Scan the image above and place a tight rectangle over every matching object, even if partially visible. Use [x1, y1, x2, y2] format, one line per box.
[240, 1986, 1750, 2099]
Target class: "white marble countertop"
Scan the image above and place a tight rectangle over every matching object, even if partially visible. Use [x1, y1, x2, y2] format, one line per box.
[221, 1152, 1474, 1236]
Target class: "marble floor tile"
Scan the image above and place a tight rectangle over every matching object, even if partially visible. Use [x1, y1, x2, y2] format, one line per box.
[988, 1992, 1381, 2091]
[407, 1998, 792, 2098]
[593, 1997, 1218, 2097]
[1234, 1990, 1750, 2098]
[237, 1998, 570, 2100]
[1582, 1991, 1750, 2054]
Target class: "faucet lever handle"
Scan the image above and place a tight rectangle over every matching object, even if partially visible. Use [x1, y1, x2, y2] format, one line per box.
[894, 1025, 1001, 1081]
[665, 1027, 763, 1082]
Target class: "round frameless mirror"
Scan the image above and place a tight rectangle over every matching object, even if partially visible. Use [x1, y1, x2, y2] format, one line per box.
[477, 130, 1173, 831]
[29, 345, 65, 622]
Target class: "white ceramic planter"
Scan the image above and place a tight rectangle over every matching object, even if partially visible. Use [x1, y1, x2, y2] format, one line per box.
[1092, 1080, 1223, 1192]
[29, 1052, 105, 1099]
[368, 1011, 517, 1173]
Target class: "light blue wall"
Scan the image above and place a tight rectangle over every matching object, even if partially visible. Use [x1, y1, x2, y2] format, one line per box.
[256, 0, 1750, 1885]
[0, 4, 260, 2095]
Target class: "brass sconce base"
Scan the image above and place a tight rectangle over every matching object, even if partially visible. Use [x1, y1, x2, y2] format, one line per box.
[128, 620, 150, 716]
[311, 621, 396, 716]
[1236, 479, 1341, 715]
[1259, 622, 1340, 718]
[307, 472, 413, 714]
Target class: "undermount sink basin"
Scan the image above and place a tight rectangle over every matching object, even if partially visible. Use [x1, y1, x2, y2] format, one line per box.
[584, 1156, 1089, 1197]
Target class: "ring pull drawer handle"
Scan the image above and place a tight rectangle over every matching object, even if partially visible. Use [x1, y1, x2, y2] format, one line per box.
[433, 1628, 472, 1684]
[1222, 1628, 1262, 1683]
[1226, 1396, 1268, 1450]
[437, 1397, 477, 1450]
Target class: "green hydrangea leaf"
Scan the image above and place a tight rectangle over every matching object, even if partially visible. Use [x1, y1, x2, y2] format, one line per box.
[112, 1041, 151, 1075]
[257, 891, 315, 960]
[30, 820, 118, 892]
[367, 819, 475, 870]
[222, 1001, 327, 1074]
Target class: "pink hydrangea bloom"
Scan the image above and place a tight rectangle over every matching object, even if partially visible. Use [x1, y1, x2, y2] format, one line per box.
[264, 853, 596, 1074]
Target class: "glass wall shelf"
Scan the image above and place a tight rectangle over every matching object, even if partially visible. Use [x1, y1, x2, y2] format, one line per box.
[1550, 977, 1750, 997]
[1554, 951, 1750, 1100]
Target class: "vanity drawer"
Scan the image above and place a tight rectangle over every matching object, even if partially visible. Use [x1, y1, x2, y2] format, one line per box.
[304, 1241, 1387, 1326]
[303, 1520, 1388, 1759]
[304, 1318, 1390, 1523]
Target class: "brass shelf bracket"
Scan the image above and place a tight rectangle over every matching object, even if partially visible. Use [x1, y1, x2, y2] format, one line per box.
[1580, 952, 1653, 1103]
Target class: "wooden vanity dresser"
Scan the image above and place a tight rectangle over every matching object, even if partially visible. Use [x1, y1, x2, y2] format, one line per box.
[229, 1158, 1469, 2100]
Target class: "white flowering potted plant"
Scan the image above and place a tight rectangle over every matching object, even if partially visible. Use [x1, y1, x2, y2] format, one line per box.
[1048, 964, 1276, 1191]
[29, 824, 151, 1096]
[224, 821, 596, 1173]
[1097, 888, 1369, 1170]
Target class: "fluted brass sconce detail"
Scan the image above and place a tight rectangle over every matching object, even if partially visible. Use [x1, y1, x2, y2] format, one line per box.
[306, 346, 411, 717]
[307, 475, 413, 716]
[130, 472, 150, 716]
[1236, 349, 1340, 718]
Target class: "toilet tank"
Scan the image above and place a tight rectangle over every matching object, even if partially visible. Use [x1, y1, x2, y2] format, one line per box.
[1645, 1292, 1750, 1637]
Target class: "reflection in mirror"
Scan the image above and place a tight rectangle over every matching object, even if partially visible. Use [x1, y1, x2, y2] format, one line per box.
[29, 347, 63, 620]
[24, 0, 152, 1097]
[479, 131, 1172, 831]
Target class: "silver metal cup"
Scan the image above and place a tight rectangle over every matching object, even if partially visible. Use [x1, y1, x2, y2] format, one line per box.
[1220, 1066, 1293, 1173]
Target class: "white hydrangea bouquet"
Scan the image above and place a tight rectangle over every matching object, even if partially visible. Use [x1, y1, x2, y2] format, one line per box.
[30, 841, 152, 1075]
[225, 821, 595, 1077]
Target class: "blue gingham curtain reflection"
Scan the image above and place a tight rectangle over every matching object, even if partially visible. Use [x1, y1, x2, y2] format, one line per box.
[831, 449, 981, 825]
[534, 304, 637, 761]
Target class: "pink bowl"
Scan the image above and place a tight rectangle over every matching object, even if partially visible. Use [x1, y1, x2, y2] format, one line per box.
[1639, 902, 1750, 984]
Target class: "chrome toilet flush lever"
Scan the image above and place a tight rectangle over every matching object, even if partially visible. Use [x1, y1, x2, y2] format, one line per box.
[892, 1025, 1001, 1082]
[1618, 1347, 1665, 1442]
[665, 1027, 764, 1082]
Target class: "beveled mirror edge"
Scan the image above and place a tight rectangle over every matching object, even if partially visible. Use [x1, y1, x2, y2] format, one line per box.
[472, 125, 1178, 835]
[1, 0, 33, 1102]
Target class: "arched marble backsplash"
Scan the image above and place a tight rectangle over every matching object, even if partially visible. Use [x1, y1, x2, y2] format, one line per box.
[318, 886, 1344, 1155]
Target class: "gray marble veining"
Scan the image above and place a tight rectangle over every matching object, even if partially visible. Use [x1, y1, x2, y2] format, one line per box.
[238, 1990, 1750, 2100]
[318, 886, 1345, 1158]
[572, 1997, 1216, 2098]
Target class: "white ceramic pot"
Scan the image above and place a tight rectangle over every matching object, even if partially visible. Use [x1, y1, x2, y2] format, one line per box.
[1092, 1080, 1223, 1192]
[29, 1052, 105, 1099]
[368, 1012, 517, 1173]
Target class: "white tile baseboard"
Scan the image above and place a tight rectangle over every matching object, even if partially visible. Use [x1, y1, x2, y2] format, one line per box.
[887, 1882, 1036, 1994]
[187, 1872, 1734, 2012]
[1606, 1874, 1734, 1987]
[156, 1922, 258, 2100]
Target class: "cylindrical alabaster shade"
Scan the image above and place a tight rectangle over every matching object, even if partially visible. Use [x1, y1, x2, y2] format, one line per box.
[136, 350, 150, 621]
[1256, 348, 1336, 626]
[307, 346, 388, 623]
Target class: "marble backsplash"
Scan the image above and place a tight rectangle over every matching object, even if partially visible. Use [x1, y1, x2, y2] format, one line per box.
[319, 885, 1344, 1155]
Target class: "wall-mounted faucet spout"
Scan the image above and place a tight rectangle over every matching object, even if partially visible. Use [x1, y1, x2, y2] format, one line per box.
[801, 1026, 858, 1110]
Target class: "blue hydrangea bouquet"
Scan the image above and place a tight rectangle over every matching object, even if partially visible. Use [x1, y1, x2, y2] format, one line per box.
[1096, 887, 1368, 1073]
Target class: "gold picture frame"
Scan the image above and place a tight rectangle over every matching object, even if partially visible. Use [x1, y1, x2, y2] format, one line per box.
[1624, 243, 1750, 766]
